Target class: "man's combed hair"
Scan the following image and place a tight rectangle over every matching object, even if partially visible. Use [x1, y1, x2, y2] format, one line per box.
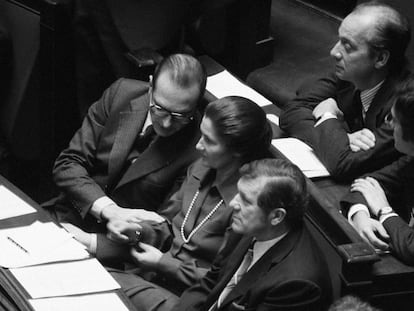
[393, 76, 414, 142]
[240, 158, 308, 228]
[153, 54, 207, 100]
[353, 1, 411, 74]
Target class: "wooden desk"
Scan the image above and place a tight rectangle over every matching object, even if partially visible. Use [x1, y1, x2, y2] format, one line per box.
[0, 175, 137, 311]
[201, 55, 414, 310]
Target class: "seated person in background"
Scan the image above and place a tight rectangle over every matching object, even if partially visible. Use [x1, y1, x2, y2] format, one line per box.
[172, 159, 332, 311]
[106, 97, 272, 311]
[279, 1, 411, 181]
[44, 54, 205, 254]
[342, 77, 414, 264]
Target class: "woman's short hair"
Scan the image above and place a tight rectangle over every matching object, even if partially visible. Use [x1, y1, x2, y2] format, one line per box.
[204, 96, 272, 163]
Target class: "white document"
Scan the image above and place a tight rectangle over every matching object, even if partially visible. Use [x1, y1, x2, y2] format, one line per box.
[272, 138, 330, 178]
[0, 185, 36, 219]
[29, 293, 129, 311]
[0, 221, 89, 268]
[266, 114, 279, 126]
[206, 70, 272, 107]
[10, 258, 120, 298]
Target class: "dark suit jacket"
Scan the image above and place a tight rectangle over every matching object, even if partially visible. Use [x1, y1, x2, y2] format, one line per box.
[47, 78, 200, 230]
[173, 224, 332, 311]
[279, 72, 406, 181]
[341, 156, 414, 264]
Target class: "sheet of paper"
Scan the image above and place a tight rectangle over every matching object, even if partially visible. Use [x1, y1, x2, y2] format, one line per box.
[10, 258, 120, 298]
[266, 114, 279, 126]
[272, 138, 330, 178]
[206, 70, 272, 107]
[29, 293, 129, 311]
[0, 185, 36, 219]
[0, 221, 89, 268]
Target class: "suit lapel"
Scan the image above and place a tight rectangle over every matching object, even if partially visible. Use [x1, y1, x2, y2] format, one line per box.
[114, 118, 199, 189]
[219, 229, 302, 309]
[108, 96, 148, 182]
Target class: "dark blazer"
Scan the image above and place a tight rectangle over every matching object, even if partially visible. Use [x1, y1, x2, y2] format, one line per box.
[341, 156, 414, 264]
[279, 72, 406, 181]
[47, 78, 200, 228]
[173, 225, 332, 311]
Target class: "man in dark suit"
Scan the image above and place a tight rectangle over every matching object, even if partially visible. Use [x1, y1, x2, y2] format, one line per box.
[46, 54, 205, 255]
[279, 1, 411, 181]
[172, 158, 332, 311]
[341, 77, 414, 264]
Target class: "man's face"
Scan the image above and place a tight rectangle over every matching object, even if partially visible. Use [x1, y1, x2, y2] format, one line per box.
[330, 12, 379, 88]
[230, 177, 269, 239]
[390, 106, 414, 156]
[150, 71, 200, 137]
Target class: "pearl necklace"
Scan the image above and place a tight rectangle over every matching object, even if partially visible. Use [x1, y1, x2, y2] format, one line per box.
[180, 190, 224, 244]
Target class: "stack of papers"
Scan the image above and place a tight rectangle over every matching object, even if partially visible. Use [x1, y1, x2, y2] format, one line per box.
[206, 70, 272, 107]
[272, 138, 330, 178]
[10, 259, 120, 298]
[29, 293, 129, 311]
[0, 185, 36, 219]
[0, 221, 89, 268]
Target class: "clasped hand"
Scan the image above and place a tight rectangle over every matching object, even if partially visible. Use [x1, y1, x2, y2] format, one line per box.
[347, 129, 376, 152]
[312, 98, 344, 120]
[350, 177, 391, 250]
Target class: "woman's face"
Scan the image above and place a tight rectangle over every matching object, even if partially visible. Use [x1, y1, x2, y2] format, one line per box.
[392, 106, 414, 156]
[196, 116, 237, 170]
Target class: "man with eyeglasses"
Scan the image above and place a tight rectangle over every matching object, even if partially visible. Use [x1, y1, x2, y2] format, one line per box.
[45, 54, 205, 258]
[279, 1, 411, 181]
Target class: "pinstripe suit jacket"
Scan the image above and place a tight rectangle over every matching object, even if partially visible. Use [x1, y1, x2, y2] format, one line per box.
[49, 78, 200, 228]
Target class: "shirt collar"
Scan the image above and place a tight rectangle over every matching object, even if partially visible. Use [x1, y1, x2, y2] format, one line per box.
[360, 80, 385, 113]
[250, 232, 289, 267]
[141, 110, 153, 134]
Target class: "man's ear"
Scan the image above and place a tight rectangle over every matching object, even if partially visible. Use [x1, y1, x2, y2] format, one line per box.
[375, 49, 390, 69]
[269, 208, 286, 226]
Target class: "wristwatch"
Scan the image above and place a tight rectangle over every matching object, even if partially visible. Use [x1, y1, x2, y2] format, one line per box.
[377, 206, 394, 219]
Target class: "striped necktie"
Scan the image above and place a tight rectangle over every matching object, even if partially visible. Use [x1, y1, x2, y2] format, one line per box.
[216, 242, 255, 308]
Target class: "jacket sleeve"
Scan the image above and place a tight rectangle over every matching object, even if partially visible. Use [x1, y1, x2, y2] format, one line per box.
[314, 118, 399, 181]
[340, 156, 412, 216]
[279, 74, 339, 147]
[383, 216, 414, 265]
[52, 79, 124, 217]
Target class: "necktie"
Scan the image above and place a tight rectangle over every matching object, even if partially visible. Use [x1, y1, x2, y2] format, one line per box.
[135, 125, 155, 153]
[216, 242, 255, 308]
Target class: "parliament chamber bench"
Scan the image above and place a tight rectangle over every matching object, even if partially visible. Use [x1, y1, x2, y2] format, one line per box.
[200, 55, 414, 311]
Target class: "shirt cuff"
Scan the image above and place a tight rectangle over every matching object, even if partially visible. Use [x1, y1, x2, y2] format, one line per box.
[314, 112, 338, 127]
[348, 204, 370, 223]
[379, 213, 399, 224]
[90, 196, 116, 221]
